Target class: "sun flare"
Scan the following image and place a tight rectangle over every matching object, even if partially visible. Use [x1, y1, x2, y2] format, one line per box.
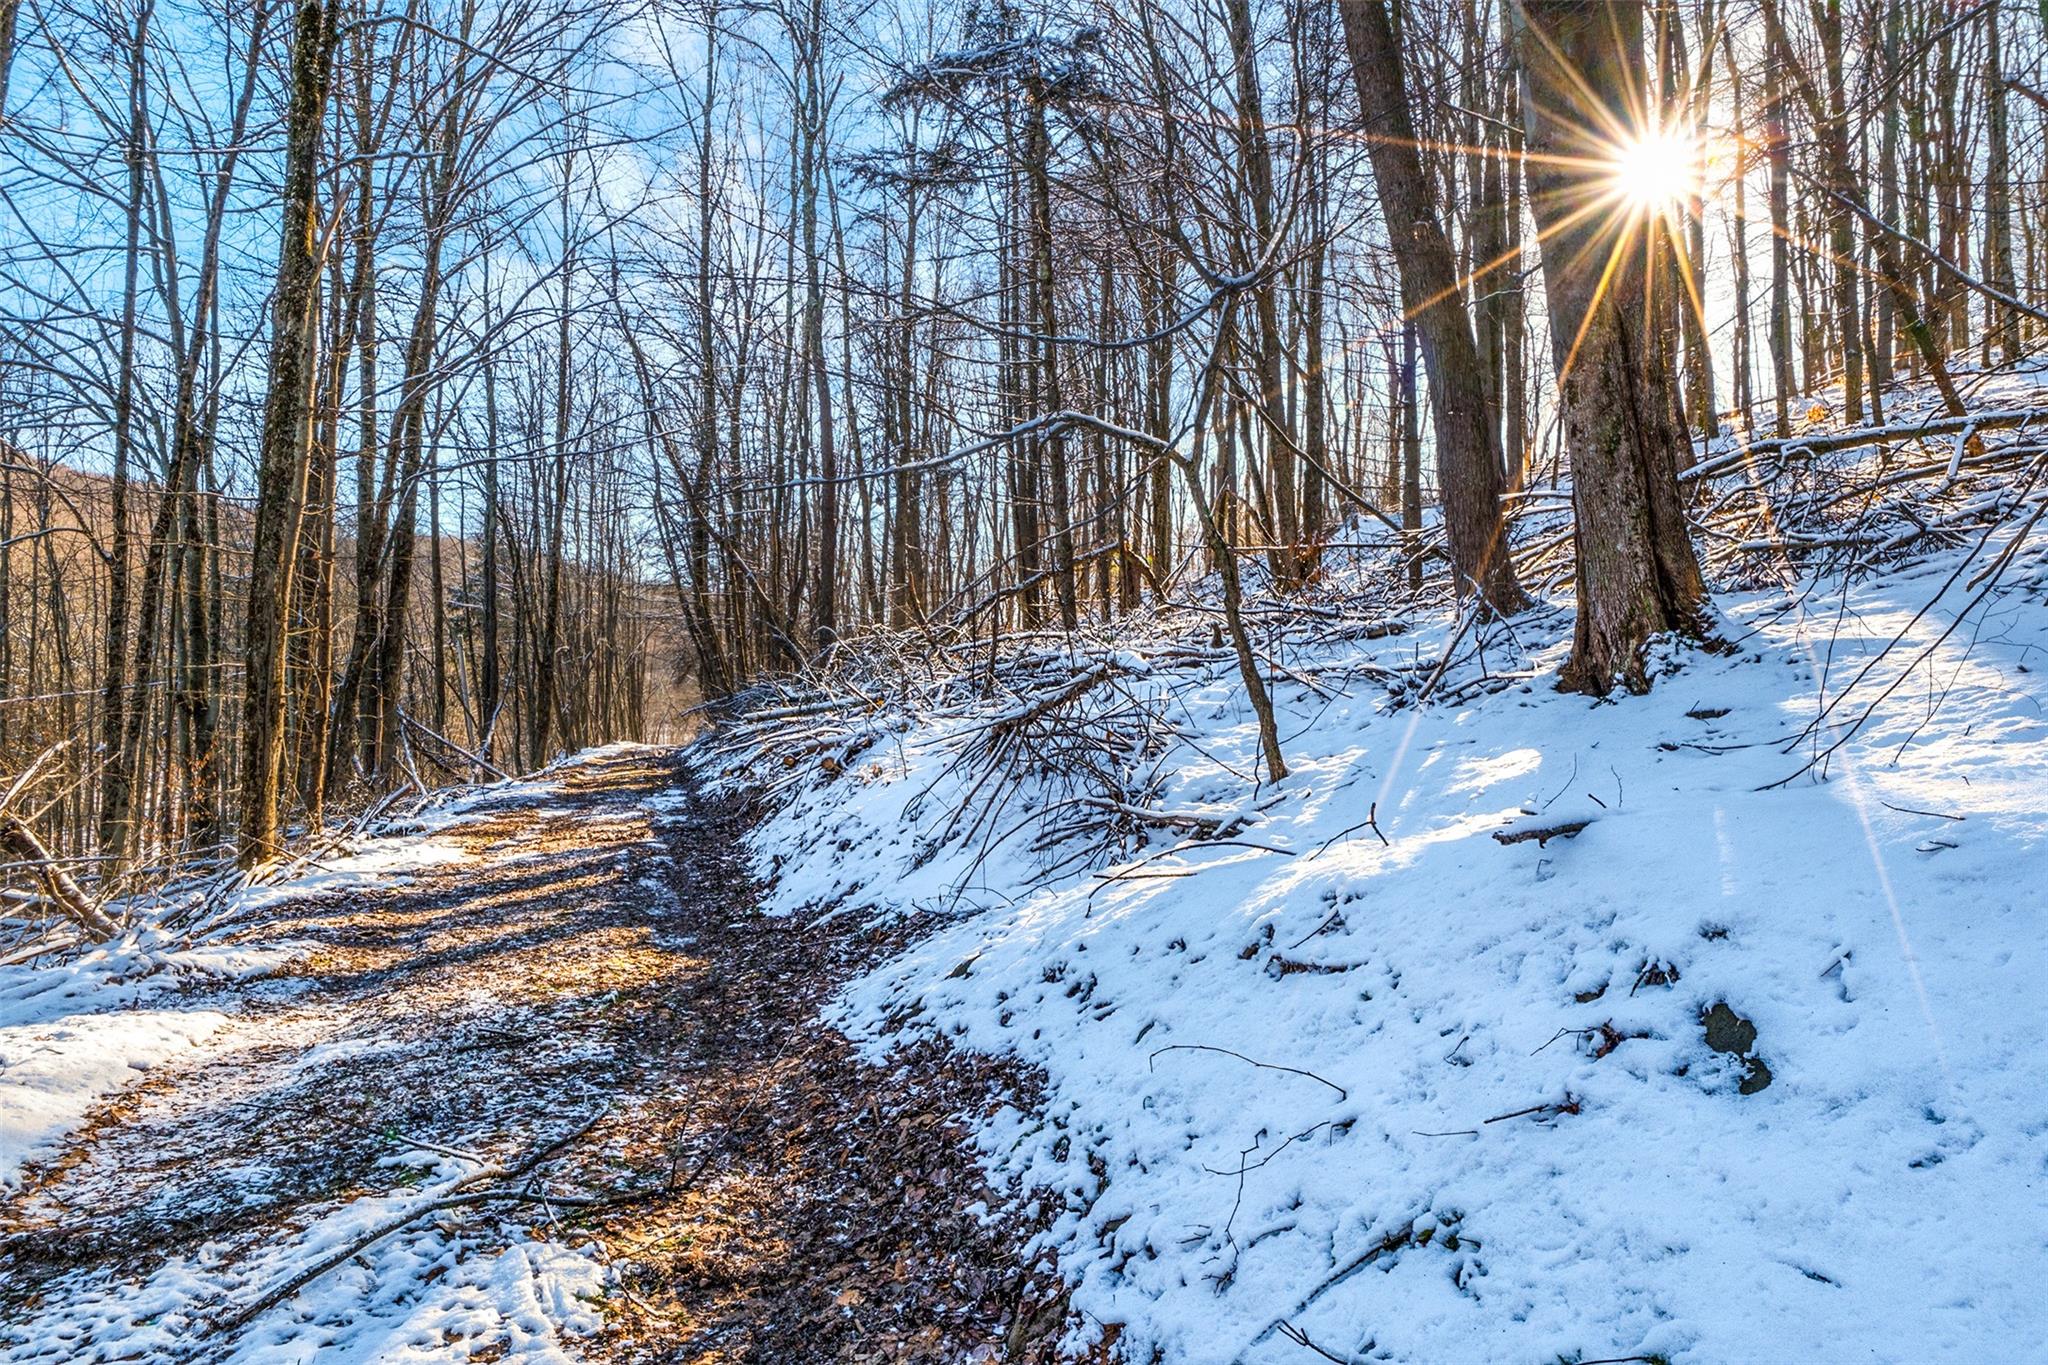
[1608, 127, 1702, 215]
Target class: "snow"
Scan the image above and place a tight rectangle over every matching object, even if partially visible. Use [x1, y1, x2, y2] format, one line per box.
[0, 768, 610, 1363]
[0, 1152, 607, 1363]
[736, 527, 2048, 1361]
[0, 938, 290, 1188]
[0, 782, 548, 1190]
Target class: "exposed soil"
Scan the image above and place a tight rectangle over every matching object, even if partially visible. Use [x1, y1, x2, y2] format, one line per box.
[0, 747, 1077, 1362]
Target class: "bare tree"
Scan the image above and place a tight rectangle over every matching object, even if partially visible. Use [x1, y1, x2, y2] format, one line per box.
[1516, 0, 1709, 694]
[1340, 0, 1527, 617]
[241, 0, 341, 864]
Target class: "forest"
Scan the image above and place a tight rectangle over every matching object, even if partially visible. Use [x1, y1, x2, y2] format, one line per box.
[0, 0, 2044, 1361]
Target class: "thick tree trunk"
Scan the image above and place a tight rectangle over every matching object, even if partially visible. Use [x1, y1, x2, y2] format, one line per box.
[690, 67, 733, 684]
[1024, 98, 1078, 632]
[479, 358, 502, 751]
[1816, 0, 1863, 423]
[1675, 7, 1719, 439]
[1339, 0, 1527, 615]
[799, 0, 842, 652]
[1517, 0, 1710, 696]
[97, 3, 148, 857]
[1228, 0, 1299, 588]
[1301, 213, 1329, 556]
[1401, 321, 1422, 592]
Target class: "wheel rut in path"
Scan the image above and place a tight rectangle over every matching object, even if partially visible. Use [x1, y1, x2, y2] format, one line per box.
[0, 747, 1071, 1363]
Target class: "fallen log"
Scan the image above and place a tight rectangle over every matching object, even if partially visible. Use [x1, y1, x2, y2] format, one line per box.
[1684, 408, 2047, 482]
[0, 816, 118, 941]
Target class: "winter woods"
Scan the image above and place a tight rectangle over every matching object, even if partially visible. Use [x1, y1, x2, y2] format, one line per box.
[1, 0, 2045, 884]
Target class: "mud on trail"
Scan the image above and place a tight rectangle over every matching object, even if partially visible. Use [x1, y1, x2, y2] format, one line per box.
[0, 748, 1073, 1363]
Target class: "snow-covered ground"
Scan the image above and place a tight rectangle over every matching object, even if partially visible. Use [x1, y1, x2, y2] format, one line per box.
[4, 1153, 607, 1365]
[738, 525, 2048, 1360]
[0, 777, 567, 1191]
[0, 771, 612, 1365]
[0, 937, 278, 1191]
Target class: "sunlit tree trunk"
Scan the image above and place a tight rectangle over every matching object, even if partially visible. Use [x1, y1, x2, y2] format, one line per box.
[1340, 0, 1527, 616]
[1982, 1, 2018, 366]
[240, 0, 338, 864]
[1517, 0, 1710, 696]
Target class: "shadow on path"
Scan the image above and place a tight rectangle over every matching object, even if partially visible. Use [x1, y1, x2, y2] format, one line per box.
[0, 748, 1076, 1363]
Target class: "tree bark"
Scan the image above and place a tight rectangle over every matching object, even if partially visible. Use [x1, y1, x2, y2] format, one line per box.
[0, 0, 20, 120]
[239, 0, 338, 865]
[1339, 0, 1527, 615]
[97, 1, 149, 857]
[1516, 0, 1710, 696]
[1981, 1, 2018, 366]
[1765, 48, 1795, 435]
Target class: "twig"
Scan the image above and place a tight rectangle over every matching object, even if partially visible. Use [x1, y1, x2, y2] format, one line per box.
[1530, 1027, 1593, 1056]
[1287, 910, 1343, 951]
[1149, 1044, 1347, 1101]
[1483, 1094, 1581, 1124]
[1307, 802, 1389, 859]
[1878, 800, 1964, 822]
[1275, 1320, 1358, 1363]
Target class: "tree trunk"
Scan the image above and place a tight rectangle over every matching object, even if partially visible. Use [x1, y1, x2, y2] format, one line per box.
[1816, 0, 1864, 423]
[1765, 49, 1795, 435]
[1517, 0, 1710, 696]
[1401, 321, 1422, 592]
[1981, 1, 2018, 366]
[239, 0, 337, 865]
[97, 1, 148, 856]
[479, 356, 502, 754]
[1339, 0, 1527, 616]
[1024, 96, 1078, 632]
[0, 0, 21, 120]
[1228, 0, 1299, 589]
[800, 0, 842, 652]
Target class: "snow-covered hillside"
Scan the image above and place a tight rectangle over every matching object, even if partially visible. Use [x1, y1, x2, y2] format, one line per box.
[729, 468, 2048, 1361]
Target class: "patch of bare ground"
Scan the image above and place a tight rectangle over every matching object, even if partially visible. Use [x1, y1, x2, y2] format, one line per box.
[0, 748, 1090, 1362]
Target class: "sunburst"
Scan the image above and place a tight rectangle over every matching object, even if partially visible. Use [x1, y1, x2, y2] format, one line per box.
[1606, 125, 1704, 218]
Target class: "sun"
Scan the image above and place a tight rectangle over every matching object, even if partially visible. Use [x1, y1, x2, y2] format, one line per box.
[1607, 127, 1701, 215]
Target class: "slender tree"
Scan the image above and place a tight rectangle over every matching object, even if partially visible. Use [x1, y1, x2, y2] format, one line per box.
[1340, 0, 1528, 616]
[240, 0, 340, 864]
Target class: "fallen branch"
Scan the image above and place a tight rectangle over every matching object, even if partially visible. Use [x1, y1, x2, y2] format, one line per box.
[0, 816, 118, 941]
[1491, 819, 1591, 847]
[987, 660, 1119, 738]
[1079, 797, 1246, 838]
[211, 1106, 611, 1335]
[400, 711, 513, 782]
[1684, 408, 2045, 481]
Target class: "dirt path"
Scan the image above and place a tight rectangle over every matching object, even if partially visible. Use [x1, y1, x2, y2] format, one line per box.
[0, 748, 1068, 1363]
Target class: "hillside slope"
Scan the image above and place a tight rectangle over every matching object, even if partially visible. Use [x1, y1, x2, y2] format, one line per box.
[730, 426, 2048, 1362]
